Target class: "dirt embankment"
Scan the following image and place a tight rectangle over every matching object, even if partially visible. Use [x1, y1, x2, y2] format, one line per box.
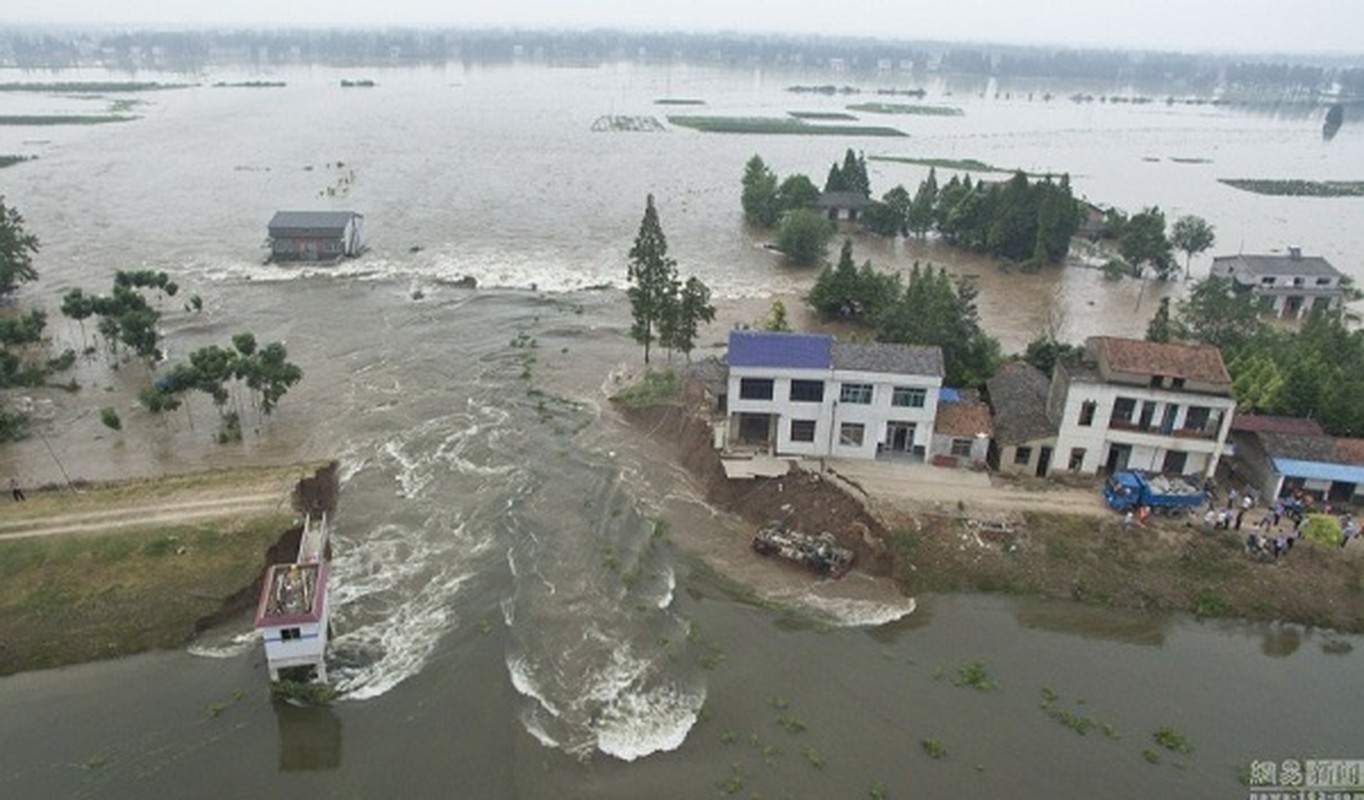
[194, 461, 340, 633]
[620, 403, 895, 578]
[625, 398, 1364, 633]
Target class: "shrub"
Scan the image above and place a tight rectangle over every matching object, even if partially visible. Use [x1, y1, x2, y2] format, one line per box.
[1300, 514, 1343, 547]
[99, 406, 121, 430]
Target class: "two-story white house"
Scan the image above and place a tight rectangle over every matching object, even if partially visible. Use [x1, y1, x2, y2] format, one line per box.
[1048, 336, 1236, 478]
[1209, 248, 1346, 319]
[725, 330, 944, 460]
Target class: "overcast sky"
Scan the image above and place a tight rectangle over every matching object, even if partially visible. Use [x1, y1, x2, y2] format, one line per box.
[11, 0, 1364, 56]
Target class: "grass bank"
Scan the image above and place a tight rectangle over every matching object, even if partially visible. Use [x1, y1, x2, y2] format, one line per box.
[0, 155, 34, 169]
[0, 81, 190, 92]
[846, 102, 964, 117]
[868, 155, 1015, 173]
[0, 115, 136, 126]
[889, 510, 1364, 632]
[0, 462, 326, 675]
[1218, 179, 1364, 197]
[668, 115, 905, 137]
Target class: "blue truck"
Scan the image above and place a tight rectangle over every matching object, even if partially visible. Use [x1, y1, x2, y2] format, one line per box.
[1103, 471, 1207, 513]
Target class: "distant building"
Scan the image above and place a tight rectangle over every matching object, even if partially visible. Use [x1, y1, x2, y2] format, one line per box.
[985, 361, 1059, 476]
[724, 330, 943, 460]
[1048, 336, 1236, 478]
[267, 210, 365, 262]
[816, 191, 869, 223]
[1075, 201, 1113, 241]
[1209, 249, 1346, 319]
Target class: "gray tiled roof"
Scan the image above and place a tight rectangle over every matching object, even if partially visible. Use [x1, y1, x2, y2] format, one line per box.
[831, 341, 943, 377]
[985, 361, 1056, 445]
[268, 210, 359, 234]
[816, 191, 870, 210]
[1211, 253, 1342, 280]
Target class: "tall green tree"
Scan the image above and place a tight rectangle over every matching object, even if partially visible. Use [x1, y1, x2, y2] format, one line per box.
[741, 155, 781, 228]
[1173, 275, 1266, 353]
[665, 276, 716, 361]
[907, 168, 938, 238]
[1117, 207, 1175, 280]
[1169, 214, 1216, 279]
[762, 300, 791, 331]
[776, 173, 820, 213]
[626, 194, 680, 365]
[875, 265, 1000, 386]
[807, 239, 862, 317]
[1145, 297, 1174, 342]
[775, 209, 835, 266]
[0, 196, 39, 297]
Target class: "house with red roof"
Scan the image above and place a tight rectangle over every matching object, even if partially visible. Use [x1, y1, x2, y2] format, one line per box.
[1047, 336, 1236, 478]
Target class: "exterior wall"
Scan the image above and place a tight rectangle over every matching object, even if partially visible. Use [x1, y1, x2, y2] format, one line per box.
[726, 365, 941, 459]
[994, 437, 1058, 476]
[930, 433, 989, 467]
[1049, 377, 1235, 478]
[261, 619, 326, 668]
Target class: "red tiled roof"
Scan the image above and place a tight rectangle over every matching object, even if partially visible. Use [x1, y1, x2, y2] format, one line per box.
[1334, 438, 1364, 464]
[1231, 413, 1325, 436]
[936, 401, 993, 436]
[1088, 336, 1231, 385]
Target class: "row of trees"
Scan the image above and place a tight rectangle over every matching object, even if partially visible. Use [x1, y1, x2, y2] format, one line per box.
[626, 195, 716, 364]
[739, 154, 842, 267]
[60, 270, 180, 365]
[1107, 207, 1216, 280]
[808, 240, 1000, 386]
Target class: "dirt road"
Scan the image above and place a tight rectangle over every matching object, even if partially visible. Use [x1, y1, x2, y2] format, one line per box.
[0, 464, 314, 541]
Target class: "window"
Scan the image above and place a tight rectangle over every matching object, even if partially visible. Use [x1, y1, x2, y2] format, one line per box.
[1149, 375, 1163, 388]
[839, 422, 865, 446]
[950, 438, 973, 458]
[789, 380, 825, 403]
[1014, 446, 1033, 466]
[892, 386, 926, 408]
[1316, 277, 1333, 286]
[840, 383, 873, 404]
[1171, 377, 1186, 389]
[1068, 448, 1086, 471]
[1078, 400, 1097, 427]
[1260, 276, 1275, 285]
[790, 419, 816, 442]
[1110, 397, 1136, 425]
[739, 378, 774, 400]
[1184, 405, 1210, 431]
[281, 628, 302, 641]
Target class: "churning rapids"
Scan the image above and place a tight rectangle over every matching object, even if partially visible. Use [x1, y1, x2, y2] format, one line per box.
[0, 59, 1360, 796]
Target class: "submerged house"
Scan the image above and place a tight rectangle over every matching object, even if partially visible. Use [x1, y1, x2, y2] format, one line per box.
[724, 330, 943, 460]
[1209, 248, 1346, 319]
[267, 210, 365, 262]
[816, 191, 869, 222]
[255, 513, 333, 682]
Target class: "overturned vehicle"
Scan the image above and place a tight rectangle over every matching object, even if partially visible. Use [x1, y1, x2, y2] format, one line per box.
[751, 522, 854, 578]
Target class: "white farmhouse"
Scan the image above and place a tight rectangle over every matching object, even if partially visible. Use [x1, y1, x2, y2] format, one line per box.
[724, 330, 944, 460]
[1209, 248, 1346, 319]
[1049, 336, 1236, 478]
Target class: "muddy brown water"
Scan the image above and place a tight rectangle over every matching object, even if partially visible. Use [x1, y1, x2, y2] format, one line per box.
[0, 62, 1361, 796]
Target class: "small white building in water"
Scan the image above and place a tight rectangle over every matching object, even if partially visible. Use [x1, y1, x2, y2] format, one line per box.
[255, 513, 332, 682]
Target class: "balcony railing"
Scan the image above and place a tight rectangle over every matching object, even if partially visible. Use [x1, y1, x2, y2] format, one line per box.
[1107, 419, 1218, 440]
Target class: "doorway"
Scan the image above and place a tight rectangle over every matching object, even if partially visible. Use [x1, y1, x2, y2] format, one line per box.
[1036, 446, 1052, 477]
[1105, 444, 1132, 474]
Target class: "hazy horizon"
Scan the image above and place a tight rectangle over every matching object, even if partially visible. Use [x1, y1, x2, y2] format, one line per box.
[8, 0, 1363, 58]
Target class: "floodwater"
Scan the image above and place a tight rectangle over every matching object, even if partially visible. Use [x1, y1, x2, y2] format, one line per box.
[0, 61, 1361, 797]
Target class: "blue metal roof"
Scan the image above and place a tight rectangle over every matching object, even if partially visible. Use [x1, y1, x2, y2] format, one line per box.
[940, 388, 962, 403]
[1273, 458, 1364, 485]
[728, 331, 831, 369]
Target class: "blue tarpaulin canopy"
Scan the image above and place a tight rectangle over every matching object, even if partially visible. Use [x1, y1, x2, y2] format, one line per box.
[1273, 458, 1364, 485]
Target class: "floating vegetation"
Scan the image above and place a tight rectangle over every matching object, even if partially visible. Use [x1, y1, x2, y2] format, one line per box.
[591, 115, 666, 132]
[213, 81, 287, 88]
[868, 155, 1015, 173]
[0, 155, 34, 169]
[667, 115, 904, 137]
[1152, 726, 1194, 754]
[654, 98, 704, 105]
[1321, 637, 1354, 655]
[340, 79, 376, 88]
[1218, 179, 1364, 197]
[1169, 157, 1212, 164]
[952, 661, 997, 691]
[800, 744, 825, 768]
[0, 115, 136, 126]
[787, 84, 861, 95]
[920, 737, 947, 759]
[0, 81, 189, 92]
[846, 102, 964, 117]
[789, 111, 858, 121]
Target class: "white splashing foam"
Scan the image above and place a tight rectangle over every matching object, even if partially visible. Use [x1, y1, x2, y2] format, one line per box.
[793, 593, 918, 628]
[187, 630, 259, 660]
